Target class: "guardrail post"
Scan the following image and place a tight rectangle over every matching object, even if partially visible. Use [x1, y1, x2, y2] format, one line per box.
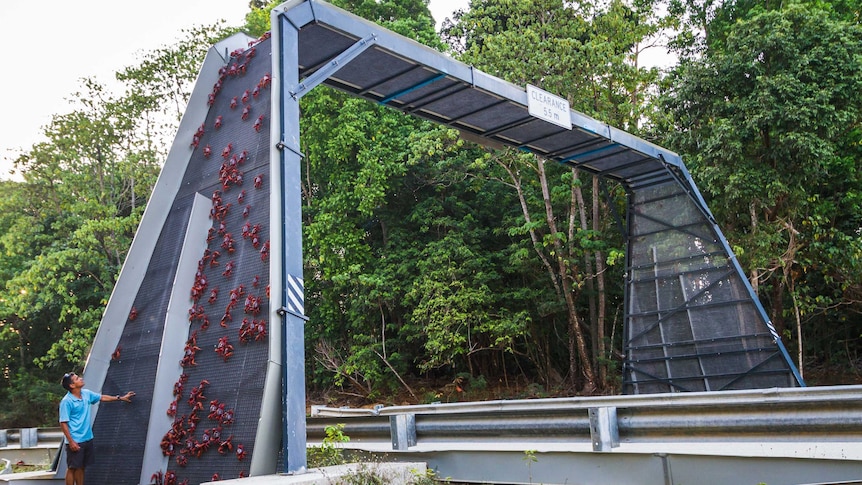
[589, 407, 619, 452]
[20, 428, 38, 448]
[0, 430, 6, 448]
[390, 414, 416, 451]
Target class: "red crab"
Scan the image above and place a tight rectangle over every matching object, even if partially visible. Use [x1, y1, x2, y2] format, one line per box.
[244, 295, 262, 315]
[180, 332, 201, 367]
[220, 408, 235, 426]
[259, 73, 271, 89]
[208, 287, 219, 304]
[203, 144, 212, 158]
[221, 143, 233, 159]
[253, 114, 264, 132]
[253, 319, 268, 341]
[239, 318, 254, 343]
[222, 260, 235, 277]
[218, 435, 234, 454]
[221, 233, 236, 253]
[230, 96, 238, 109]
[214, 115, 223, 129]
[129, 307, 138, 321]
[188, 303, 206, 324]
[236, 443, 247, 461]
[253, 173, 263, 188]
[260, 240, 270, 261]
[173, 373, 188, 397]
[187, 380, 209, 409]
[112, 346, 122, 361]
[242, 105, 252, 121]
[166, 398, 178, 417]
[229, 285, 246, 303]
[214, 335, 234, 361]
[220, 308, 232, 328]
[208, 399, 223, 419]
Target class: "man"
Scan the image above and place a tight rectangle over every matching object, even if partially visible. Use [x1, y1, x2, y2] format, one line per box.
[59, 372, 135, 485]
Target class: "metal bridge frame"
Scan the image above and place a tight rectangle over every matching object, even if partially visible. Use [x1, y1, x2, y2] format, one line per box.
[269, 0, 804, 473]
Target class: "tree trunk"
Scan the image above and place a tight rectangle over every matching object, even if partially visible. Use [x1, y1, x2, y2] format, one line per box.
[537, 158, 596, 393]
[593, 176, 608, 386]
[573, 171, 598, 374]
[749, 202, 760, 294]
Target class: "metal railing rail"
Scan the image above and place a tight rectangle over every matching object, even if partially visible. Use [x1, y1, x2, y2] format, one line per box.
[0, 429, 62, 450]
[3, 385, 862, 484]
[309, 384, 862, 459]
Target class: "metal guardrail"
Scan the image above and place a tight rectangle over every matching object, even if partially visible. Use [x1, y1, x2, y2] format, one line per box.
[309, 385, 862, 451]
[0, 429, 62, 450]
[4, 386, 862, 483]
[308, 385, 862, 484]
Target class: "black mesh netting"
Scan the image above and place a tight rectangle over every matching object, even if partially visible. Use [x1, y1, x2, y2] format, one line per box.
[88, 37, 274, 484]
[623, 182, 796, 394]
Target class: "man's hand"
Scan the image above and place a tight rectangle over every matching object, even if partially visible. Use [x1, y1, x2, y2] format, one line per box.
[59, 422, 78, 451]
[120, 391, 136, 402]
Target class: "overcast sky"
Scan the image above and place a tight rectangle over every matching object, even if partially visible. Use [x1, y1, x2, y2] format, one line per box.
[0, 0, 469, 180]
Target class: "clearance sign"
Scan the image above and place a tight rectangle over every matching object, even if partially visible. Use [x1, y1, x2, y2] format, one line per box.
[526, 84, 572, 130]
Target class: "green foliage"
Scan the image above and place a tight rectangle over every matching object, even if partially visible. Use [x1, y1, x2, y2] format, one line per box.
[3, 0, 862, 434]
[326, 462, 449, 485]
[307, 424, 350, 468]
[0, 20, 239, 426]
[333, 464, 388, 485]
[659, 2, 862, 366]
[0, 370, 65, 428]
[244, 1, 281, 37]
[523, 449, 538, 483]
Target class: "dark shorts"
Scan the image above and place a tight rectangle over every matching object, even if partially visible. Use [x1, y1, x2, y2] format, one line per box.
[66, 439, 95, 470]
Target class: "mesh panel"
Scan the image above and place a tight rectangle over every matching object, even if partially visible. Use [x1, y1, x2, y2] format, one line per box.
[88, 202, 192, 484]
[88, 38, 274, 484]
[624, 181, 796, 394]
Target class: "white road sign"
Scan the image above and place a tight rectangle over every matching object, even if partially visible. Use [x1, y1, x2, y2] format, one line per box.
[526, 84, 572, 130]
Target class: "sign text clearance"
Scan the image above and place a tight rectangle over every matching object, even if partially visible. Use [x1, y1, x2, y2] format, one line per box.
[526, 84, 572, 130]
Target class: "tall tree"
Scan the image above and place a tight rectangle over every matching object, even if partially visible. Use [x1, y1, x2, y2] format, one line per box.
[0, 23, 234, 427]
[659, 3, 862, 374]
[442, 0, 664, 392]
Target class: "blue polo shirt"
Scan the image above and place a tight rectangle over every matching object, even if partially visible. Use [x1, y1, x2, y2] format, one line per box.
[59, 389, 101, 443]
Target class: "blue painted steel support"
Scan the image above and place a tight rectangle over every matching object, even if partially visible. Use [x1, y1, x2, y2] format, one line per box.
[277, 12, 308, 473]
[379, 72, 448, 104]
[561, 143, 621, 163]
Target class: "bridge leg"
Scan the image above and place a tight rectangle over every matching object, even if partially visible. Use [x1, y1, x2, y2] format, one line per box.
[275, 10, 307, 474]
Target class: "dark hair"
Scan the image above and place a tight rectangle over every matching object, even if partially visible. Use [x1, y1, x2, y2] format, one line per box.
[61, 373, 75, 392]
